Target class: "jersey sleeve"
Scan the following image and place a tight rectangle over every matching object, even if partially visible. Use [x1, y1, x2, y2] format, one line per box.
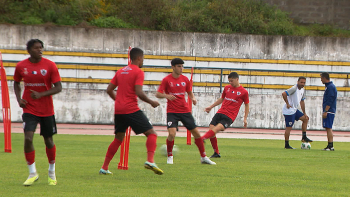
[243, 90, 250, 104]
[110, 72, 118, 86]
[221, 86, 227, 98]
[13, 65, 22, 82]
[185, 76, 191, 92]
[285, 85, 297, 96]
[50, 62, 61, 84]
[135, 69, 144, 86]
[157, 77, 167, 93]
[301, 90, 306, 101]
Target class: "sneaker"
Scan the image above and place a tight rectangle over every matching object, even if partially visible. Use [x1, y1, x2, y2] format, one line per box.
[99, 168, 113, 175]
[302, 137, 313, 142]
[201, 156, 216, 165]
[210, 152, 221, 158]
[48, 177, 57, 186]
[167, 156, 173, 164]
[144, 161, 164, 175]
[322, 147, 335, 151]
[284, 146, 296, 149]
[23, 174, 39, 186]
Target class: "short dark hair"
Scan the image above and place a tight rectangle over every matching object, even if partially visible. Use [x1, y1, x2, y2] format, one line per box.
[171, 58, 184, 66]
[228, 72, 239, 79]
[298, 76, 306, 81]
[320, 72, 330, 80]
[130, 47, 144, 61]
[26, 39, 44, 50]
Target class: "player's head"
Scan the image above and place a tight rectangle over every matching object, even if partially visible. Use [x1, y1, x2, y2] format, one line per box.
[297, 76, 306, 89]
[130, 47, 144, 68]
[26, 39, 44, 59]
[171, 58, 184, 76]
[228, 72, 239, 87]
[320, 72, 330, 84]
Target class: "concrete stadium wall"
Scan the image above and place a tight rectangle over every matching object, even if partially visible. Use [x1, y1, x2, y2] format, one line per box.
[1, 24, 350, 131]
[1, 24, 350, 61]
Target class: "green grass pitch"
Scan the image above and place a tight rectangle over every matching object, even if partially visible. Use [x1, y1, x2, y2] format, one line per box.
[1, 133, 349, 197]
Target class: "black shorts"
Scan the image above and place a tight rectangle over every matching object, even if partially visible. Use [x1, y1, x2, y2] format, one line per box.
[114, 110, 153, 135]
[167, 113, 196, 131]
[210, 113, 233, 129]
[22, 113, 57, 137]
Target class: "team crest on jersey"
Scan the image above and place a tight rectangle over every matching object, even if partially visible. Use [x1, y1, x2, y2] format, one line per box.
[40, 69, 47, 76]
[181, 82, 186, 86]
[289, 122, 293, 126]
[237, 92, 241, 95]
[23, 68, 28, 75]
[168, 121, 172, 126]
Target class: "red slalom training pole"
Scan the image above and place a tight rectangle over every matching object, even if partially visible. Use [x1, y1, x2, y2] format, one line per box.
[118, 127, 131, 170]
[186, 67, 194, 145]
[0, 52, 12, 153]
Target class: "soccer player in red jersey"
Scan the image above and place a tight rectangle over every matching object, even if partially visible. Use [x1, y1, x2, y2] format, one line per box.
[13, 39, 62, 186]
[99, 48, 164, 175]
[156, 58, 215, 165]
[202, 72, 249, 158]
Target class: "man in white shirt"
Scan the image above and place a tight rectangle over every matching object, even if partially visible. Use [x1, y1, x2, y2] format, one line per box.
[282, 76, 312, 149]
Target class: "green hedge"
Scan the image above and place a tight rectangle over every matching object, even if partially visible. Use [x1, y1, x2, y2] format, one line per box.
[0, 0, 349, 37]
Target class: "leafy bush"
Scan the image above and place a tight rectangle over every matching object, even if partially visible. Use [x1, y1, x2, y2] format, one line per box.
[21, 16, 43, 25]
[0, 0, 349, 37]
[89, 16, 135, 28]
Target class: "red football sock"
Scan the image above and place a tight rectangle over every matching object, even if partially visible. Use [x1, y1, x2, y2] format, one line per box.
[25, 150, 35, 165]
[210, 137, 219, 154]
[102, 138, 122, 170]
[166, 138, 174, 156]
[195, 138, 206, 157]
[146, 134, 157, 163]
[202, 130, 216, 140]
[46, 145, 56, 164]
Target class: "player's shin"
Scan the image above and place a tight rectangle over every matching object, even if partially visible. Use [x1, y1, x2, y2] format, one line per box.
[102, 138, 122, 170]
[195, 138, 206, 157]
[146, 134, 157, 163]
[166, 138, 174, 156]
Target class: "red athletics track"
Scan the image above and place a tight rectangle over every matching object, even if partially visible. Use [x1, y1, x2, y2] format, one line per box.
[1, 122, 350, 142]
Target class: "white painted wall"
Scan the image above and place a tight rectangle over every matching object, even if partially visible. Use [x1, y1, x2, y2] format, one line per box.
[1, 25, 349, 130]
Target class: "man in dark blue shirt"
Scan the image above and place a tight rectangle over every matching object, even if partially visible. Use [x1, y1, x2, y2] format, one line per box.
[320, 72, 337, 151]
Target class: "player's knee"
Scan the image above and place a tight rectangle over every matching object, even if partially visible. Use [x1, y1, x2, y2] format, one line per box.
[301, 116, 309, 123]
[24, 136, 33, 144]
[144, 129, 157, 137]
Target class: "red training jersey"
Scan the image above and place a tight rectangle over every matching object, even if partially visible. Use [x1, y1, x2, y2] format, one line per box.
[217, 85, 249, 121]
[111, 64, 144, 114]
[13, 58, 61, 117]
[157, 74, 191, 113]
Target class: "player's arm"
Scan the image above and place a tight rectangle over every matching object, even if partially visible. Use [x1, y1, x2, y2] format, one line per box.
[155, 91, 176, 100]
[281, 91, 291, 108]
[14, 81, 27, 108]
[205, 98, 224, 113]
[30, 81, 62, 99]
[243, 103, 249, 128]
[136, 85, 159, 108]
[322, 105, 331, 119]
[106, 83, 117, 100]
[187, 91, 197, 105]
[300, 100, 309, 120]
